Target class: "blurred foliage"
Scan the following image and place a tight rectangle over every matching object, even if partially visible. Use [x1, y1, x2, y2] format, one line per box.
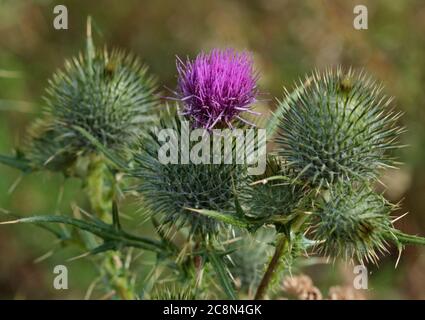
[1, 0, 425, 299]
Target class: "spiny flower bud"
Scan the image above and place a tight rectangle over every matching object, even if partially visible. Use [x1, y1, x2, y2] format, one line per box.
[44, 47, 158, 154]
[312, 184, 394, 263]
[274, 68, 403, 189]
[247, 155, 304, 219]
[25, 119, 77, 172]
[131, 111, 248, 236]
[176, 48, 259, 129]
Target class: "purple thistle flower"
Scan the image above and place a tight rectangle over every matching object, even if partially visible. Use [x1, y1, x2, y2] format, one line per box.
[176, 48, 259, 129]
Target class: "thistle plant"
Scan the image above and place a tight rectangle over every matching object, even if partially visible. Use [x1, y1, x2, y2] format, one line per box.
[1, 18, 162, 299]
[1, 20, 425, 300]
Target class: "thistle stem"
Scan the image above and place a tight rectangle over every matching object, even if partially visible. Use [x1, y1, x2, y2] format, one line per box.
[254, 211, 309, 300]
[254, 234, 287, 300]
[85, 154, 135, 300]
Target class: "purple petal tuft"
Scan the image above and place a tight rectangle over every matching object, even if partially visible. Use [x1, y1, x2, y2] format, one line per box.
[176, 48, 259, 129]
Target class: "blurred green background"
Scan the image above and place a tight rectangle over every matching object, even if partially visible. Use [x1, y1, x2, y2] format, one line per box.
[1, 0, 425, 299]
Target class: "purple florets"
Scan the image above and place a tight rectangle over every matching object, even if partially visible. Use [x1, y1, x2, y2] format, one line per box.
[176, 48, 259, 129]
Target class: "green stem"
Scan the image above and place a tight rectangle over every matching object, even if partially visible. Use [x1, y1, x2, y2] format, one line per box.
[254, 211, 309, 300]
[254, 234, 287, 300]
[85, 154, 134, 300]
[86, 154, 113, 221]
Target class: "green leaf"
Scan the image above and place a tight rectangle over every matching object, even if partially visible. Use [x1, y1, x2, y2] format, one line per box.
[186, 208, 249, 228]
[0, 215, 165, 253]
[0, 154, 32, 173]
[67, 241, 118, 261]
[112, 200, 121, 231]
[89, 241, 118, 254]
[208, 250, 237, 300]
[1, 212, 69, 240]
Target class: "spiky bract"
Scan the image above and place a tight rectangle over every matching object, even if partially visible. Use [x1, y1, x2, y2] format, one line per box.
[313, 184, 394, 263]
[25, 119, 77, 172]
[275, 68, 403, 188]
[131, 113, 248, 236]
[247, 155, 304, 219]
[44, 48, 158, 154]
[151, 285, 196, 300]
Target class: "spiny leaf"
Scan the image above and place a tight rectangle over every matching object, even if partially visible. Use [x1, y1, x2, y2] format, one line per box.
[208, 250, 237, 300]
[68, 241, 118, 261]
[0, 212, 68, 240]
[112, 200, 121, 231]
[0, 215, 165, 253]
[186, 208, 250, 229]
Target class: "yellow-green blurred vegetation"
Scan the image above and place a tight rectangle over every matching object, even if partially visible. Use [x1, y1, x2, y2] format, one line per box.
[1, 0, 425, 299]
